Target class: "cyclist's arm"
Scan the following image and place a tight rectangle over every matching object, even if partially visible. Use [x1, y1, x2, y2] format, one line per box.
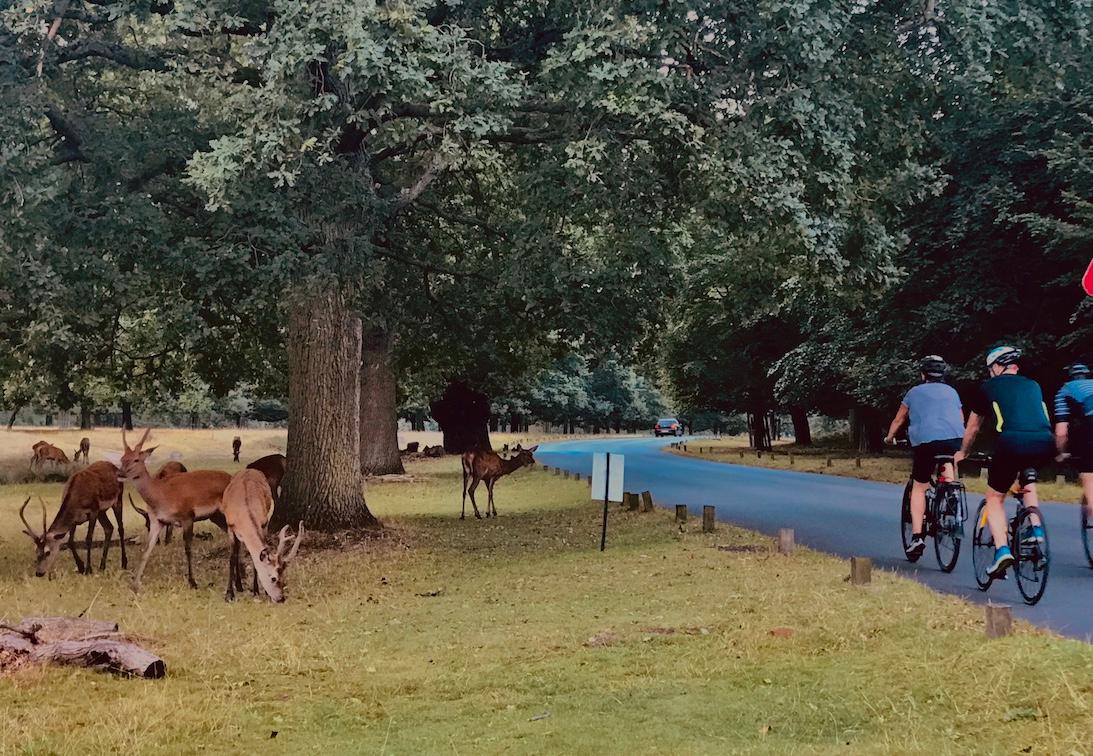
[1053, 387, 1071, 454]
[956, 412, 982, 462]
[1055, 421, 1069, 455]
[884, 403, 909, 443]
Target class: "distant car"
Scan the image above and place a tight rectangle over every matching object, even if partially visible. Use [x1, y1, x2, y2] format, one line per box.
[653, 418, 683, 437]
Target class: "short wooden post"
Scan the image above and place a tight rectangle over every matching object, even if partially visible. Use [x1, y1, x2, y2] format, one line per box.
[702, 505, 715, 533]
[985, 604, 1013, 639]
[756, 450, 762, 459]
[849, 557, 872, 585]
[675, 504, 687, 523]
[640, 490, 654, 512]
[826, 458, 833, 468]
[855, 457, 862, 468]
[563, 469, 570, 479]
[1056, 474, 1066, 485]
[739, 451, 744, 459]
[683, 444, 688, 452]
[789, 453, 794, 465]
[777, 528, 795, 555]
[626, 492, 639, 511]
[542, 465, 550, 473]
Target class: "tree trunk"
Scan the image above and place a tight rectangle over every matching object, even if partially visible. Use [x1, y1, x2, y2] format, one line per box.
[79, 405, 93, 430]
[275, 285, 379, 531]
[120, 401, 133, 431]
[489, 415, 499, 433]
[749, 408, 772, 450]
[510, 412, 522, 434]
[430, 381, 491, 453]
[45, 413, 53, 427]
[359, 327, 404, 476]
[860, 407, 886, 453]
[790, 408, 812, 445]
[6, 405, 20, 430]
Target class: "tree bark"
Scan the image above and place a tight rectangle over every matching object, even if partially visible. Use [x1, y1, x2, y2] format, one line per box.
[430, 381, 491, 453]
[276, 285, 379, 531]
[79, 404, 93, 430]
[359, 327, 405, 476]
[749, 408, 772, 450]
[120, 400, 133, 431]
[790, 408, 812, 445]
[6, 405, 20, 430]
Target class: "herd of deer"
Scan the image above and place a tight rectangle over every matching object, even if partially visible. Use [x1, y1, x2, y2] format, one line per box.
[18, 430, 301, 603]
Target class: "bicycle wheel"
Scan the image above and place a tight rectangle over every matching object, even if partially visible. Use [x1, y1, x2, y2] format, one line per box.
[971, 499, 994, 590]
[933, 485, 962, 573]
[900, 480, 917, 561]
[1014, 506, 1050, 605]
[1082, 498, 1093, 569]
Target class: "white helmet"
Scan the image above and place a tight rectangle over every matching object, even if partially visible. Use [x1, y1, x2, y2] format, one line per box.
[985, 345, 1021, 368]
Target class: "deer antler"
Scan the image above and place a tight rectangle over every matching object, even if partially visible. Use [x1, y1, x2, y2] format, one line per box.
[134, 427, 151, 452]
[286, 522, 304, 562]
[274, 523, 305, 562]
[122, 428, 130, 452]
[18, 496, 40, 539]
[37, 496, 47, 534]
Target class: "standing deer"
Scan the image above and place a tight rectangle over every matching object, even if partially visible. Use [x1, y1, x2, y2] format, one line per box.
[129, 460, 191, 545]
[232, 436, 242, 462]
[31, 441, 69, 469]
[118, 428, 232, 591]
[246, 453, 286, 506]
[460, 444, 538, 519]
[73, 437, 90, 463]
[18, 461, 126, 576]
[221, 468, 303, 602]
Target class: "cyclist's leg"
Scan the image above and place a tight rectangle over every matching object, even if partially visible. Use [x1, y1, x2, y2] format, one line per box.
[986, 454, 1020, 548]
[984, 487, 1010, 547]
[908, 444, 934, 534]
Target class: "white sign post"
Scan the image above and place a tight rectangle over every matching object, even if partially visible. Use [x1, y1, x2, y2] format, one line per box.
[592, 452, 624, 551]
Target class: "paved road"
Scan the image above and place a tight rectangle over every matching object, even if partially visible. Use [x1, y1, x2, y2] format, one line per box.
[537, 436, 1093, 641]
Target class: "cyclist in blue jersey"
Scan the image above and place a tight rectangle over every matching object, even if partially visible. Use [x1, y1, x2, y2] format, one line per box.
[885, 356, 965, 559]
[956, 346, 1054, 578]
[1055, 362, 1093, 513]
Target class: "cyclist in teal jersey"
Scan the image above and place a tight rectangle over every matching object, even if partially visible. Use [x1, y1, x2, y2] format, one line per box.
[956, 346, 1054, 578]
[1055, 362, 1093, 515]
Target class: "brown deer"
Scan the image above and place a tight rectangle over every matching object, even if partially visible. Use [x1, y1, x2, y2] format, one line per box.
[461, 444, 537, 519]
[129, 460, 190, 545]
[118, 428, 232, 591]
[73, 437, 90, 463]
[18, 461, 126, 576]
[246, 453, 286, 506]
[221, 468, 303, 602]
[232, 436, 241, 462]
[31, 441, 69, 469]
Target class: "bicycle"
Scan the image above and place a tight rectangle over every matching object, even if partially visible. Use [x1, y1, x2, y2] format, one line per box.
[969, 456, 1051, 605]
[1060, 453, 1093, 569]
[899, 452, 967, 572]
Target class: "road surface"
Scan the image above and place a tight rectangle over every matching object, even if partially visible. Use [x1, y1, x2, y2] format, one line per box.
[537, 436, 1093, 641]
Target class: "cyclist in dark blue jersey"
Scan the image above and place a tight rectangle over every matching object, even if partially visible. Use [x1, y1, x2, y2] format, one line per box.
[956, 346, 1054, 578]
[1055, 362, 1093, 515]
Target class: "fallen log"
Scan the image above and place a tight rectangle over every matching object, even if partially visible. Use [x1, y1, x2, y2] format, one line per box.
[0, 617, 165, 679]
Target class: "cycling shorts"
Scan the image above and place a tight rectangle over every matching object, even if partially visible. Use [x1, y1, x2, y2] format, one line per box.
[988, 432, 1055, 493]
[911, 438, 961, 484]
[1071, 422, 1093, 474]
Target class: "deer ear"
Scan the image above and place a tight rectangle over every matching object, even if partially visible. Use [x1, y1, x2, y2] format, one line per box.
[527, 445, 538, 453]
[50, 531, 66, 541]
[259, 548, 271, 563]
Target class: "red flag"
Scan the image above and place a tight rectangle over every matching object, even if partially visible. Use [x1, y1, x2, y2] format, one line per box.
[1085, 257, 1093, 297]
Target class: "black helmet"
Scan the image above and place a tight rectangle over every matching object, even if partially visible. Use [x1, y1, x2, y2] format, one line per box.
[986, 345, 1021, 368]
[1067, 362, 1091, 379]
[919, 355, 948, 381]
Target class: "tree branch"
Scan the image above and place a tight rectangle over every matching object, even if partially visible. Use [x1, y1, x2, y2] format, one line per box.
[54, 39, 169, 71]
[44, 107, 88, 164]
[390, 154, 446, 214]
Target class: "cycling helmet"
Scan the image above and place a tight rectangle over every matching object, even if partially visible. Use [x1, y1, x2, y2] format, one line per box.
[1067, 362, 1091, 379]
[919, 355, 948, 380]
[985, 345, 1021, 368]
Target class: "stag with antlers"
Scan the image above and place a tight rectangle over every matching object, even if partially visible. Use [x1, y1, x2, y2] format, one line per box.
[18, 461, 126, 576]
[221, 469, 303, 602]
[118, 428, 233, 591]
[460, 444, 538, 519]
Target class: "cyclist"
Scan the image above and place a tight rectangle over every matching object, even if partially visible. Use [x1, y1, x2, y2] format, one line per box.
[884, 355, 965, 559]
[956, 346, 1054, 578]
[1054, 362, 1093, 513]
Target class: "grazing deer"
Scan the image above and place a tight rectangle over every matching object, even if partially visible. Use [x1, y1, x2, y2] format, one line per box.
[221, 468, 303, 602]
[232, 436, 241, 462]
[246, 453, 286, 506]
[118, 428, 232, 591]
[31, 441, 69, 469]
[461, 444, 538, 519]
[73, 437, 90, 463]
[18, 461, 126, 576]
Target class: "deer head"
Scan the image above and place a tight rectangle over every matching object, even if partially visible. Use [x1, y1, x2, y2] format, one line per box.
[513, 444, 538, 467]
[253, 523, 304, 603]
[19, 496, 65, 577]
[118, 428, 158, 481]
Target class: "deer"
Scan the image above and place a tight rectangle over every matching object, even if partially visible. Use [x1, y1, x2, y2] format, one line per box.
[221, 468, 304, 603]
[31, 441, 69, 469]
[118, 428, 233, 591]
[18, 460, 126, 576]
[246, 453, 286, 506]
[129, 459, 191, 544]
[232, 436, 241, 462]
[460, 444, 538, 519]
[73, 437, 90, 463]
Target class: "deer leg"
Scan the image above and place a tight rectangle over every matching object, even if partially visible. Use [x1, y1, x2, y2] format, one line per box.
[68, 527, 86, 574]
[487, 479, 497, 517]
[182, 522, 198, 589]
[97, 511, 114, 572]
[83, 518, 96, 575]
[113, 495, 127, 569]
[163, 524, 173, 545]
[225, 535, 238, 602]
[461, 464, 468, 520]
[131, 517, 163, 592]
[468, 478, 483, 519]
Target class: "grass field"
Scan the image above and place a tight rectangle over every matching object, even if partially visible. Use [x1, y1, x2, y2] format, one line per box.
[2, 430, 1093, 754]
[672, 437, 1086, 504]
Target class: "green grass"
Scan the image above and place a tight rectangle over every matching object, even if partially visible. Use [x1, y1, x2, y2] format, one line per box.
[673, 437, 1086, 504]
[2, 432, 1093, 753]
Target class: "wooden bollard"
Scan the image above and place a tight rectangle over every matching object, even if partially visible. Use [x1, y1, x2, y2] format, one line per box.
[553, 467, 560, 476]
[563, 470, 570, 479]
[855, 457, 862, 468]
[640, 490, 654, 512]
[849, 557, 872, 585]
[985, 604, 1013, 639]
[756, 450, 762, 459]
[675, 504, 687, 523]
[683, 444, 688, 452]
[1056, 474, 1066, 485]
[777, 528, 795, 555]
[826, 458, 833, 468]
[789, 453, 794, 465]
[626, 492, 639, 511]
[739, 451, 744, 459]
[702, 505, 715, 533]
